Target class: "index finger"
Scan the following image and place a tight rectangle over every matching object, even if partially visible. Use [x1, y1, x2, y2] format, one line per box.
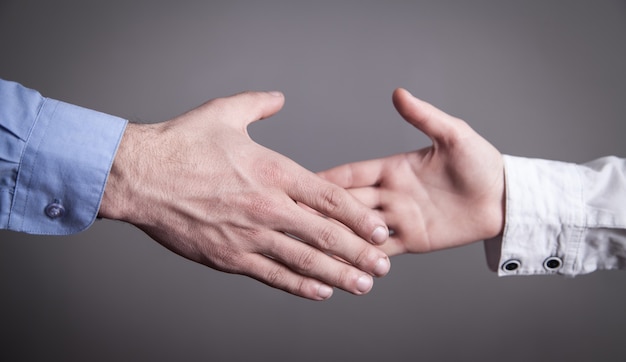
[317, 158, 386, 189]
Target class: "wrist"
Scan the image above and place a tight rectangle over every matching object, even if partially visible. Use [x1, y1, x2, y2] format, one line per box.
[486, 162, 506, 239]
[98, 122, 156, 223]
[477, 154, 506, 241]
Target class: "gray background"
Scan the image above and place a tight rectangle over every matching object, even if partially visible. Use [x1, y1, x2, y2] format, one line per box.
[1, 0, 625, 361]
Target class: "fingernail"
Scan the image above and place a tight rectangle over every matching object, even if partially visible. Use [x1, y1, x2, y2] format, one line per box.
[268, 91, 283, 97]
[374, 257, 390, 276]
[356, 275, 373, 293]
[318, 285, 333, 300]
[371, 226, 388, 244]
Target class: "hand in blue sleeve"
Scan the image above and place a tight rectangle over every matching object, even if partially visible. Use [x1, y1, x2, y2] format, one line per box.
[1, 81, 391, 300]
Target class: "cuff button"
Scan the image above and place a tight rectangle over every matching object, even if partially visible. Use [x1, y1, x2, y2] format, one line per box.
[502, 259, 521, 272]
[45, 200, 66, 219]
[543, 257, 562, 271]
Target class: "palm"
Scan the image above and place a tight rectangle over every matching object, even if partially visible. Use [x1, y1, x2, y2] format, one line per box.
[320, 88, 504, 256]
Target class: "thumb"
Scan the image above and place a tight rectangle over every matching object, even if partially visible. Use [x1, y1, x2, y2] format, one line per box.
[392, 88, 464, 145]
[220, 90, 285, 129]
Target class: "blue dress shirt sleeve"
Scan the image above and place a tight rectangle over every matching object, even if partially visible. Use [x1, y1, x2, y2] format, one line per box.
[484, 155, 626, 276]
[0, 79, 127, 235]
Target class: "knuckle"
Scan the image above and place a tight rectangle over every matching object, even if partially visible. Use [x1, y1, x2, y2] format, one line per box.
[255, 159, 286, 186]
[247, 195, 275, 214]
[317, 225, 340, 251]
[265, 263, 313, 299]
[208, 245, 240, 272]
[245, 195, 283, 222]
[266, 265, 286, 287]
[294, 278, 310, 298]
[353, 246, 377, 269]
[332, 267, 352, 289]
[351, 211, 370, 234]
[295, 248, 318, 273]
[320, 186, 346, 214]
[288, 276, 313, 299]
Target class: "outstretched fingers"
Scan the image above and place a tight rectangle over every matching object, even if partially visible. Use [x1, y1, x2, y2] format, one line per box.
[243, 252, 336, 301]
[288, 171, 389, 246]
[286, 203, 389, 272]
[249, 227, 383, 299]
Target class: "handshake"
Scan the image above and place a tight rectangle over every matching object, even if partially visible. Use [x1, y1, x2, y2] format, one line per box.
[5, 79, 621, 300]
[98, 87, 506, 300]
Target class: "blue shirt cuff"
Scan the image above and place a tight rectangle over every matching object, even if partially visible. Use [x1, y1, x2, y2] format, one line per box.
[9, 97, 127, 235]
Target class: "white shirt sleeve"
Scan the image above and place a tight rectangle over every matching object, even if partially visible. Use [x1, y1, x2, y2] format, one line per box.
[484, 155, 626, 276]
